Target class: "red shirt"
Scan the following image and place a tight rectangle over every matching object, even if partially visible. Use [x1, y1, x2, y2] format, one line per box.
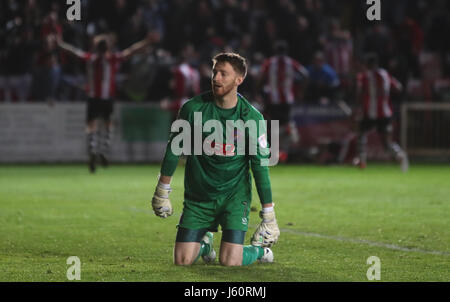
[83, 52, 123, 99]
[356, 68, 401, 119]
[172, 63, 200, 111]
[261, 55, 307, 105]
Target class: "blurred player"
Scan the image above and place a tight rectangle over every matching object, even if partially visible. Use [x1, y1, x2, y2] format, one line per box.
[160, 43, 201, 121]
[151, 53, 280, 266]
[56, 32, 156, 173]
[256, 40, 308, 162]
[354, 53, 409, 172]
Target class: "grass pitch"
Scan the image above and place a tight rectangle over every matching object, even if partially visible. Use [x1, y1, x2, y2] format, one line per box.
[0, 163, 449, 282]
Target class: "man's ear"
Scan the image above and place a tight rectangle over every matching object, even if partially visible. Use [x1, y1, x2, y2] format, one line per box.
[235, 75, 244, 86]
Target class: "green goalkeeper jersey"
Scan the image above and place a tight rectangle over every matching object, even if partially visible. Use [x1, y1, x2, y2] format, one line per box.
[161, 91, 272, 205]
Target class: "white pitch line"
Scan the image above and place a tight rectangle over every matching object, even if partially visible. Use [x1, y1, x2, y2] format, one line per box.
[132, 209, 449, 256]
[280, 228, 450, 256]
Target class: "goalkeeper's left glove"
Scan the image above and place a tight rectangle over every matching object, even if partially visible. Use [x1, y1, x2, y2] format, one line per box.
[151, 180, 173, 218]
[251, 205, 280, 247]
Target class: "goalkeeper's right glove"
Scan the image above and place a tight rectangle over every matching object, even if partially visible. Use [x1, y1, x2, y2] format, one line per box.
[151, 181, 173, 218]
[251, 206, 280, 247]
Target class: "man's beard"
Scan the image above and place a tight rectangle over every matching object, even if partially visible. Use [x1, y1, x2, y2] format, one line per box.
[212, 82, 235, 98]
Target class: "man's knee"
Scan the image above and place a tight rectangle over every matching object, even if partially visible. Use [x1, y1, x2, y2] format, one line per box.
[219, 241, 243, 266]
[379, 133, 392, 149]
[174, 254, 196, 266]
[86, 120, 97, 132]
[173, 242, 200, 266]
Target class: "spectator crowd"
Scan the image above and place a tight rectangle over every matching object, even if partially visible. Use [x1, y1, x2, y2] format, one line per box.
[1, 0, 449, 105]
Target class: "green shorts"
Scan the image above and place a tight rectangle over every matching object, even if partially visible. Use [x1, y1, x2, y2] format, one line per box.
[178, 197, 251, 234]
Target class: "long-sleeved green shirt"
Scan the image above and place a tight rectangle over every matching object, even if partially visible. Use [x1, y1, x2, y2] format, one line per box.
[161, 91, 272, 205]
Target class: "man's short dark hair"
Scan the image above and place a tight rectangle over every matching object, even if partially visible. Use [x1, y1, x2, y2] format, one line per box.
[274, 40, 288, 55]
[364, 53, 379, 68]
[212, 52, 247, 78]
[97, 39, 108, 53]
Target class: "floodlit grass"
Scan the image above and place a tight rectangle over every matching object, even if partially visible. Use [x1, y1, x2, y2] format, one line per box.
[0, 163, 449, 281]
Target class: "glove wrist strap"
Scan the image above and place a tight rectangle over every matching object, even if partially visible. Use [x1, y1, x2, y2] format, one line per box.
[158, 181, 171, 190]
[260, 210, 276, 223]
[261, 206, 274, 213]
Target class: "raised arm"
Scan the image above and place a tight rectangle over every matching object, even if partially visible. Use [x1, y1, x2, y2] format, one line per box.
[390, 75, 403, 93]
[56, 36, 86, 59]
[120, 31, 159, 60]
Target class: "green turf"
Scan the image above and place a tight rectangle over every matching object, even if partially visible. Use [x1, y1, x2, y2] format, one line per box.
[0, 163, 449, 281]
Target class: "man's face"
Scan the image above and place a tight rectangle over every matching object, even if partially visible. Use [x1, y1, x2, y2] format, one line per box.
[211, 61, 243, 98]
[96, 40, 108, 55]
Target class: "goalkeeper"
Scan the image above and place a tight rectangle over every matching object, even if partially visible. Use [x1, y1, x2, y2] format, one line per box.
[151, 53, 280, 266]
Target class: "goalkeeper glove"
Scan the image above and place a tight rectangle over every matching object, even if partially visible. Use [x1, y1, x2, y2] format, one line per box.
[251, 206, 280, 247]
[151, 180, 173, 218]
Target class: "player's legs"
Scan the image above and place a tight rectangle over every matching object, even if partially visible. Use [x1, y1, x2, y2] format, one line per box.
[174, 200, 218, 265]
[355, 119, 373, 169]
[356, 132, 368, 168]
[98, 118, 112, 167]
[174, 237, 266, 267]
[219, 241, 243, 266]
[86, 99, 100, 173]
[378, 119, 409, 172]
[218, 198, 268, 266]
[174, 227, 214, 266]
[86, 121, 98, 173]
[98, 100, 114, 167]
[174, 198, 271, 266]
[219, 230, 245, 266]
[219, 231, 266, 266]
[174, 242, 202, 266]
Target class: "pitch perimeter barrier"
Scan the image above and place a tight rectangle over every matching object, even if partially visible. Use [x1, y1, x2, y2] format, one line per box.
[0, 102, 171, 163]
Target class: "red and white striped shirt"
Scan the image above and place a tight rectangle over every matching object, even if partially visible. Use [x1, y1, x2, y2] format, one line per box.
[261, 55, 308, 105]
[356, 68, 402, 119]
[83, 52, 123, 99]
[173, 63, 200, 109]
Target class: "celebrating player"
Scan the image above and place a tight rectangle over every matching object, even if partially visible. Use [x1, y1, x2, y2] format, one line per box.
[354, 53, 409, 171]
[256, 41, 308, 163]
[152, 53, 280, 266]
[56, 32, 157, 173]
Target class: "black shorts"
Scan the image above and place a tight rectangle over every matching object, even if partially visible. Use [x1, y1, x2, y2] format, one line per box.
[86, 98, 114, 122]
[265, 103, 291, 126]
[359, 117, 393, 134]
